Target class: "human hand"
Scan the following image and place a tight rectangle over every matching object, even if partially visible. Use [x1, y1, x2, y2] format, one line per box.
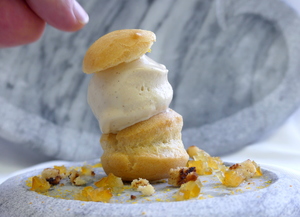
[0, 0, 89, 48]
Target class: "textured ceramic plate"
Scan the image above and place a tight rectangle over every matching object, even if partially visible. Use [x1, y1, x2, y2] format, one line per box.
[1, 159, 300, 216]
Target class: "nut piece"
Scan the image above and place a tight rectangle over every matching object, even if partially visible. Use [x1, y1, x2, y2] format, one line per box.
[130, 195, 137, 200]
[69, 169, 87, 186]
[41, 168, 61, 185]
[168, 167, 198, 187]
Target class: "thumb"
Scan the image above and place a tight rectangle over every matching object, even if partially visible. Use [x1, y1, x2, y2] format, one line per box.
[26, 0, 89, 32]
[0, 0, 45, 47]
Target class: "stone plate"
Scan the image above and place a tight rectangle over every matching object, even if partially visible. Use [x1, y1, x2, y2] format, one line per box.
[1, 0, 300, 160]
[0, 159, 300, 216]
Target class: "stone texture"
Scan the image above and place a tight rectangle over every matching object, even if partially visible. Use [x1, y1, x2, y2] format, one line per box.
[0, 160, 300, 216]
[0, 0, 300, 160]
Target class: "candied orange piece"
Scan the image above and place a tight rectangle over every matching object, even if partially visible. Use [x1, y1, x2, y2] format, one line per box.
[216, 160, 262, 187]
[237, 160, 256, 179]
[187, 146, 202, 158]
[187, 146, 210, 159]
[75, 186, 113, 202]
[95, 173, 124, 193]
[30, 176, 51, 193]
[188, 160, 212, 175]
[81, 165, 95, 176]
[207, 157, 223, 170]
[217, 164, 228, 173]
[87, 188, 112, 202]
[174, 179, 202, 201]
[74, 186, 94, 201]
[92, 163, 103, 168]
[54, 165, 67, 175]
[82, 186, 94, 198]
[252, 161, 263, 177]
[187, 146, 224, 175]
[222, 170, 244, 187]
[255, 166, 263, 176]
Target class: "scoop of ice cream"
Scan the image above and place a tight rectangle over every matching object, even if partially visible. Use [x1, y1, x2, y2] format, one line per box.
[88, 54, 173, 134]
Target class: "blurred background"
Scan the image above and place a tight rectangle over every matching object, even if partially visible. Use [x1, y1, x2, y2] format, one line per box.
[1, 0, 300, 183]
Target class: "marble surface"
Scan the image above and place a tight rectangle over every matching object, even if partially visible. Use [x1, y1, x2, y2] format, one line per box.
[1, 0, 300, 160]
[0, 160, 300, 217]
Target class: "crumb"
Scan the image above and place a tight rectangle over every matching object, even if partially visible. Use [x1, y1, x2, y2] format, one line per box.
[137, 185, 155, 196]
[131, 178, 149, 189]
[131, 178, 155, 196]
[73, 176, 87, 186]
[131, 195, 137, 200]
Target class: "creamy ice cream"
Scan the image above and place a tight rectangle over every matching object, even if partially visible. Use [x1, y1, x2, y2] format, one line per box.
[88, 54, 173, 134]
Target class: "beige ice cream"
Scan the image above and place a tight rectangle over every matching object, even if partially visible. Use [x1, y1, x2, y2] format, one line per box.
[88, 54, 173, 134]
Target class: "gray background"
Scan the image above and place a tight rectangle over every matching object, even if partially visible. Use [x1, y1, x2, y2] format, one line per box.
[1, 0, 300, 160]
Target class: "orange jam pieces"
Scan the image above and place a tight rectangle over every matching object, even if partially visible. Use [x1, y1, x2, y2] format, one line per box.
[86, 188, 113, 202]
[187, 160, 212, 175]
[91, 163, 103, 168]
[207, 157, 223, 170]
[222, 170, 245, 187]
[30, 176, 51, 193]
[187, 146, 207, 158]
[81, 186, 94, 198]
[94, 173, 124, 193]
[75, 186, 113, 202]
[216, 159, 263, 187]
[75, 186, 94, 201]
[187, 146, 223, 175]
[187, 146, 263, 187]
[53, 165, 67, 177]
[252, 161, 263, 177]
[174, 179, 202, 201]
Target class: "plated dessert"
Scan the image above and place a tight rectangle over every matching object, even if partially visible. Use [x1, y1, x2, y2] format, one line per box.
[27, 145, 265, 203]
[28, 29, 265, 203]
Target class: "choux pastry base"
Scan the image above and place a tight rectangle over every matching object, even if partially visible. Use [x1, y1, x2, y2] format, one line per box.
[100, 109, 189, 181]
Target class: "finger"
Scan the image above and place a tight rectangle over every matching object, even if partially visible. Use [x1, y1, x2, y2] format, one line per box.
[26, 0, 89, 32]
[0, 0, 45, 48]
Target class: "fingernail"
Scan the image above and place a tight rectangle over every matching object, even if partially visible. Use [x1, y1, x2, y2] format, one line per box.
[73, 0, 89, 24]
